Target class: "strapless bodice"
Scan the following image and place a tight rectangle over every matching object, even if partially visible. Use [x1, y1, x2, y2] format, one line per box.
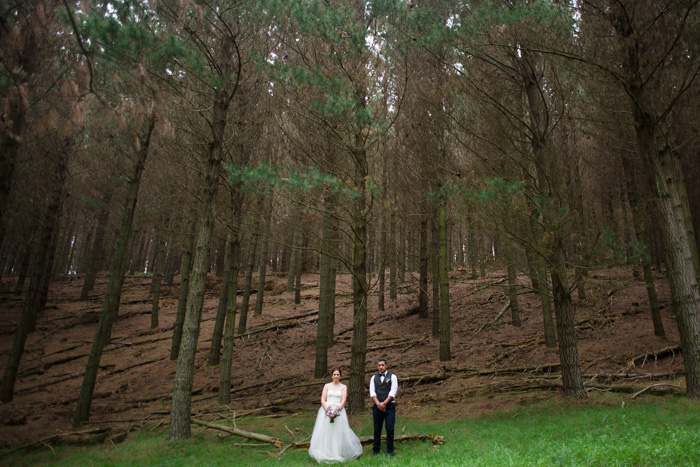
[327, 387, 342, 406]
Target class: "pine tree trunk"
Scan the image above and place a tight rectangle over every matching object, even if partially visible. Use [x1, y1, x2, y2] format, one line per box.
[129, 232, 145, 275]
[171, 214, 196, 361]
[550, 256, 586, 398]
[468, 216, 477, 279]
[431, 215, 440, 338]
[634, 120, 700, 399]
[169, 83, 230, 441]
[151, 219, 169, 329]
[315, 192, 338, 377]
[621, 149, 664, 337]
[77, 225, 94, 276]
[254, 200, 273, 316]
[506, 242, 521, 327]
[389, 209, 397, 300]
[13, 244, 32, 296]
[438, 201, 450, 361]
[378, 195, 387, 312]
[286, 227, 299, 293]
[219, 235, 240, 404]
[74, 114, 155, 423]
[0, 89, 27, 255]
[399, 224, 406, 283]
[209, 235, 234, 366]
[294, 244, 302, 305]
[348, 154, 369, 415]
[237, 233, 258, 336]
[1, 150, 68, 402]
[418, 210, 429, 319]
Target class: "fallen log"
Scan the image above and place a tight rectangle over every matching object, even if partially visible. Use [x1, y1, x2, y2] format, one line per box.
[631, 382, 685, 399]
[475, 300, 510, 335]
[191, 419, 284, 447]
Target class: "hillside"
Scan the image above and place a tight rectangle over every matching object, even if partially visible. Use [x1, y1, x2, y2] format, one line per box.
[0, 267, 684, 449]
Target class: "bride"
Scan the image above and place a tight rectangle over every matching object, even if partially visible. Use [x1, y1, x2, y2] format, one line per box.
[309, 368, 363, 463]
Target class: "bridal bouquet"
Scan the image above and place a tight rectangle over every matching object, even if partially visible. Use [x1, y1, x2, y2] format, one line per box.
[325, 405, 340, 423]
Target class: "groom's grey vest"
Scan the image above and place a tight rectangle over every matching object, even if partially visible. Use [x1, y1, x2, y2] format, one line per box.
[374, 372, 394, 404]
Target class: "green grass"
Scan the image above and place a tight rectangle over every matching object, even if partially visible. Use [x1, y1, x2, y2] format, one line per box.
[4, 395, 700, 466]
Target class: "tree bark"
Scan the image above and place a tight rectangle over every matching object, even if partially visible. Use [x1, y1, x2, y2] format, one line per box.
[505, 241, 521, 327]
[286, 226, 299, 293]
[550, 257, 586, 398]
[634, 123, 700, 398]
[315, 191, 339, 378]
[219, 234, 240, 404]
[80, 193, 112, 300]
[1, 149, 68, 402]
[418, 208, 429, 319]
[348, 149, 369, 415]
[74, 113, 156, 423]
[237, 231, 258, 336]
[431, 214, 440, 338]
[254, 198, 274, 316]
[171, 213, 196, 360]
[620, 149, 664, 337]
[169, 85, 230, 442]
[150, 218, 169, 329]
[209, 234, 234, 366]
[389, 208, 397, 300]
[438, 200, 451, 361]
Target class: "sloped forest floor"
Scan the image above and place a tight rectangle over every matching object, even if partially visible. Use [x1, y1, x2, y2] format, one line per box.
[0, 266, 687, 450]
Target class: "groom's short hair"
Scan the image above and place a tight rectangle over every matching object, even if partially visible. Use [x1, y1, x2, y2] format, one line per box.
[378, 358, 387, 365]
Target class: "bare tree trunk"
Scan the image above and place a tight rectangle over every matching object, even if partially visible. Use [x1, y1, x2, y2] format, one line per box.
[294, 240, 302, 305]
[13, 242, 32, 296]
[286, 227, 299, 293]
[209, 234, 234, 366]
[550, 256, 586, 398]
[315, 191, 339, 378]
[1, 150, 68, 402]
[219, 234, 240, 404]
[418, 209, 429, 319]
[399, 223, 406, 283]
[506, 242, 521, 327]
[254, 199, 274, 316]
[237, 232, 258, 336]
[468, 216, 477, 279]
[438, 200, 451, 361]
[378, 192, 387, 312]
[431, 215, 440, 338]
[621, 149, 664, 337]
[389, 208, 397, 300]
[348, 150, 369, 415]
[74, 114, 155, 423]
[169, 82, 230, 441]
[150, 217, 169, 329]
[171, 214, 196, 360]
[80, 191, 113, 299]
[634, 122, 700, 399]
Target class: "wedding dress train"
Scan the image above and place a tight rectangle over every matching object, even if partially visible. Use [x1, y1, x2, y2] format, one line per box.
[308, 388, 363, 463]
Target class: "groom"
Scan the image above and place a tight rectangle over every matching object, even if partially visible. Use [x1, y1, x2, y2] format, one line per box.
[369, 358, 398, 456]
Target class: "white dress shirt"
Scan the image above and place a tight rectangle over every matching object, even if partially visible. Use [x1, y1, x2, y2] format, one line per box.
[369, 372, 398, 402]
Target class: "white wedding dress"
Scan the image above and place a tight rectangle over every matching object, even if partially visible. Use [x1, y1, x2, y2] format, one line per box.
[309, 386, 363, 463]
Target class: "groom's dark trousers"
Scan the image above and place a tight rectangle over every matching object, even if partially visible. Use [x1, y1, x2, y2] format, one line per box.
[372, 403, 395, 454]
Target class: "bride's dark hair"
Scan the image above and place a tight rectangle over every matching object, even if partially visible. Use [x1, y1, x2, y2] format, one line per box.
[331, 367, 342, 376]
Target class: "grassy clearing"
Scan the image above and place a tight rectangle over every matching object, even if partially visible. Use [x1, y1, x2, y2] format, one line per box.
[4, 394, 700, 466]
